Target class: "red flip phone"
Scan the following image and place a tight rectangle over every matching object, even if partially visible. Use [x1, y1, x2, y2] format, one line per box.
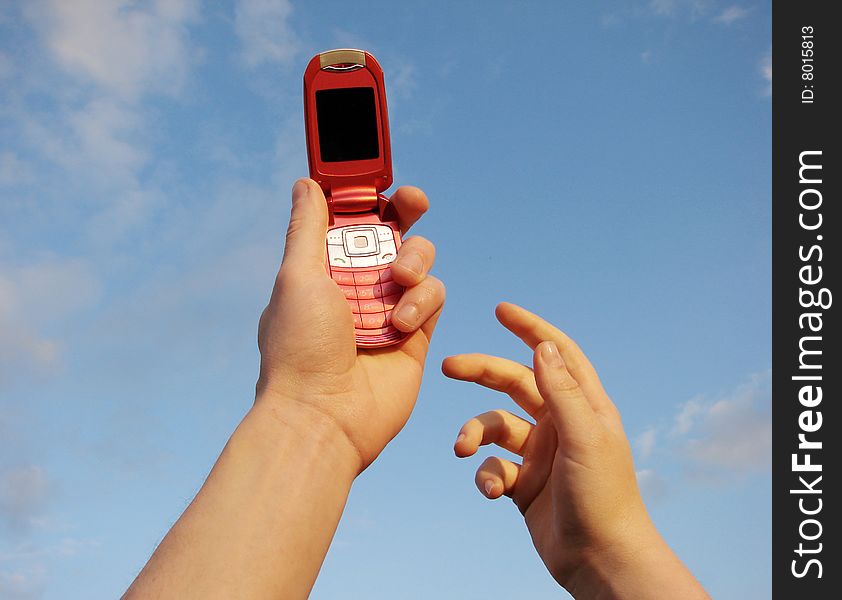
[303, 49, 405, 348]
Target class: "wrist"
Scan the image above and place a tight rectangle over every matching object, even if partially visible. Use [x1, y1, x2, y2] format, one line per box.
[245, 395, 363, 482]
[133, 393, 363, 599]
[566, 514, 660, 599]
[567, 514, 708, 600]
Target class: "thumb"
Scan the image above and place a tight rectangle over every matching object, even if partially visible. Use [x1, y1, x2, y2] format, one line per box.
[533, 341, 598, 443]
[282, 178, 328, 271]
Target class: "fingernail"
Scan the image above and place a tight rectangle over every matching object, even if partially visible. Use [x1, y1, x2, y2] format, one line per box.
[455, 432, 466, 446]
[395, 303, 419, 326]
[292, 179, 308, 201]
[484, 480, 496, 497]
[396, 252, 424, 275]
[540, 341, 563, 367]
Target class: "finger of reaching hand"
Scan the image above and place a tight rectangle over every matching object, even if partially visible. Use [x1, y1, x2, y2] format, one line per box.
[391, 275, 445, 333]
[441, 354, 545, 418]
[454, 410, 534, 458]
[389, 186, 429, 234]
[532, 341, 599, 443]
[495, 302, 616, 418]
[281, 179, 329, 272]
[475, 456, 521, 500]
[391, 236, 435, 287]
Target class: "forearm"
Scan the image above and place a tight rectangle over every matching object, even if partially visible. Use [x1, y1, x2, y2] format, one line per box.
[569, 518, 710, 600]
[124, 399, 360, 600]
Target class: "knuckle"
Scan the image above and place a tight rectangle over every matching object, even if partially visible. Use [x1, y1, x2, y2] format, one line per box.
[406, 277, 443, 306]
[423, 276, 445, 298]
[506, 369, 535, 397]
[488, 408, 509, 420]
[399, 236, 435, 261]
[464, 416, 482, 431]
[274, 266, 301, 290]
[550, 371, 581, 394]
[284, 216, 307, 242]
[477, 456, 499, 473]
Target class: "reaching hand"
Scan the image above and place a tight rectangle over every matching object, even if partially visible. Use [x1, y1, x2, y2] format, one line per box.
[443, 303, 709, 599]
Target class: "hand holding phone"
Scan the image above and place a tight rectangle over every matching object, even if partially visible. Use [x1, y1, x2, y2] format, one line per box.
[304, 49, 405, 347]
[256, 178, 444, 471]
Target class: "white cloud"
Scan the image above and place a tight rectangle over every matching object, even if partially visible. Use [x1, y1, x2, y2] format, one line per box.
[0, 567, 46, 600]
[235, 0, 299, 67]
[0, 257, 100, 382]
[388, 61, 417, 99]
[0, 258, 99, 326]
[0, 538, 101, 562]
[25, 0, 199, 100]
[68, 98, 146, 172]
[274, 115, 308, 185]
[17, 102, 162, 239]
[636, 469, 668, 503]
[600, 12, 623, 27]
[0, 152, 34, 187]
[0, 466, 50, 535]
[21, 97, 151, 193]
[330, 28, 371, 51]
[647, 0, 714, 19]
[671, 396, 702, 436]
[640, 49, 654, 64]
[675, 371, 771, 472]
[634, 370, 771, 499]
[761, 50, 772, 95]
[713, 5, 748, 25]
[649, 0, 676, 16]
[634, 427, 657, 460]
[12, 1, 201, 239]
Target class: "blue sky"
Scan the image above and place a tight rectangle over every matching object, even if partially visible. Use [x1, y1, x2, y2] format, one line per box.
[0, 1, 771, 598]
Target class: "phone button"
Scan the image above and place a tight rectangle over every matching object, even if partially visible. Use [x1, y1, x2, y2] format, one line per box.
[352, 312, 363, 328]
[358, 298, 385, 313]
[355, 285, 377, 300]
[330, 270, 355, 285]
[328, 244, 350, 265]
[359, 269, 392, 285]
[381, 294, 400, 311]
[326, 229, 344, 245]
[343, 228, 379, 256]
[376, 226, 395, 242]
[337, 284, 358, 300]
[361, 312, 387, 329]
[377, 241, 398, 265]
[379, 280, 402, 297]
[354, 270, 381, 285]
[350, 255, 378, 268]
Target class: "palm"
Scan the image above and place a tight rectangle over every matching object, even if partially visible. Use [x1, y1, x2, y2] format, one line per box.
[515, 416, 600, 584]
[510, 416, 574, 576]
[351, 328, 432, 462]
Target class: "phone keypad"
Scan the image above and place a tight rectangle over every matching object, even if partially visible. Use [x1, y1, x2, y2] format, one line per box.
[326, 224, 404, 342]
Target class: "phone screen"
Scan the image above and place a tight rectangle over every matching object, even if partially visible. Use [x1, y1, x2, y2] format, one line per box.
[316, 87, 380, 162]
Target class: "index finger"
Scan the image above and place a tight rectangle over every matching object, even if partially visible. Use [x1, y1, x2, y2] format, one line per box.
[389, 186, 429, 234]
[442, 353, 545, 419]
[495, 302, 617, 419]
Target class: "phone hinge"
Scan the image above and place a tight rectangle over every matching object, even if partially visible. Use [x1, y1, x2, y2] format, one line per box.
[329, 184, 379, 213]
